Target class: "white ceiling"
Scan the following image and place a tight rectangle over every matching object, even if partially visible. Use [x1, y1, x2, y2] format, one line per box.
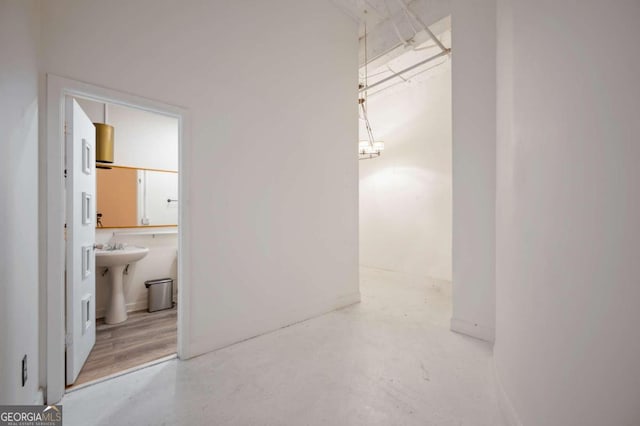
[330, 0, 446, 37]
[330, 0, 405, 36]
[330, 0, 452, 65]
[362, 21, 451, 97]
[329, 0, 452, 97]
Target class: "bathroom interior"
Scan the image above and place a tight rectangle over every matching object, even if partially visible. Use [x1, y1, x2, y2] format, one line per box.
[67, 97, 179, 389]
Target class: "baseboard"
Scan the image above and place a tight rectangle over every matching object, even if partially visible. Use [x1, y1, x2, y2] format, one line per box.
[359, 264, 451, 280]
[492, 358, 523, 426]
[450, 317, 495, 342]
[186, 291, 361, 359]
[96, 288, 178, 319]
[359, 265, 452, 292]
[96, 300, 147, 319]
[329, 291, 361, 311]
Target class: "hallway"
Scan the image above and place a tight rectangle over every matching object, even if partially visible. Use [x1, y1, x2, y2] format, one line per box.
[62, 268, 503, 425]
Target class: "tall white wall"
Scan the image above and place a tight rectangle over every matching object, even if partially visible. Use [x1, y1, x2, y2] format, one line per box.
[450, 0, 496, 342]
[41, 0, 359, 358]
[0, 0, 42, 404]
[359, 57, 452, 281]
[495, 1, 640, 424]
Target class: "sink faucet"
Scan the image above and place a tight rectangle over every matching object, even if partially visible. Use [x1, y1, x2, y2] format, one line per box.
[104, 242, 126, 251]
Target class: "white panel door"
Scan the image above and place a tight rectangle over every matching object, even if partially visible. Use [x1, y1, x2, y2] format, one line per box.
[65, 98, 97, 385]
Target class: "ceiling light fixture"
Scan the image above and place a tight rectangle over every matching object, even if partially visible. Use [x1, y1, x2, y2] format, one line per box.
[95, 123, 114, 167]
[359, 14, 384, 160]
[95, 103, 114, 168]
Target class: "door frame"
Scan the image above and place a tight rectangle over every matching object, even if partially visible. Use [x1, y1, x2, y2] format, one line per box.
[44, 74, 192, 403]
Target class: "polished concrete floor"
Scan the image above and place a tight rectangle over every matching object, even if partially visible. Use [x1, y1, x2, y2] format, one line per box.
[62, 267, 504, 425]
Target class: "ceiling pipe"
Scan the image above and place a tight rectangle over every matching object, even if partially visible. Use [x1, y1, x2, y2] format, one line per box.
[358, 48, 450, 93]
[394, 0, 448, 53]
[368, 55, 449, 97]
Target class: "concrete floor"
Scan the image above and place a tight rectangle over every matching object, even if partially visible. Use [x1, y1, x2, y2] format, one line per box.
[62, 267, 504, 425]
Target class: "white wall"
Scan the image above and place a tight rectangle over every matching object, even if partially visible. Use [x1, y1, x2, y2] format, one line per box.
[41, 0, 359, 359]
[450, 0, 496, 342]
[74, 97, 104, 128]
[139, 170, 179, 225]
[495, 1, 640, 424]
[108, 104, 178, 171]
[0, 0, 42, 404]
[359, 47, 452, 281]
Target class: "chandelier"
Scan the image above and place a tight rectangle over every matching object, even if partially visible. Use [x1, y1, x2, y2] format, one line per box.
[359, 16, 384, 160]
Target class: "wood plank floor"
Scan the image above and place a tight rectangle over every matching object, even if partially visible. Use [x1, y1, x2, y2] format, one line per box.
[68, 307, 177, 389]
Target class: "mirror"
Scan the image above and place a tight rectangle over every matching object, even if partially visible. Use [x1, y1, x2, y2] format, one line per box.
[96, 166, 178, 228]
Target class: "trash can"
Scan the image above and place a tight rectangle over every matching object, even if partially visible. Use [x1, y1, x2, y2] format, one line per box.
[145, 278, 173, 312]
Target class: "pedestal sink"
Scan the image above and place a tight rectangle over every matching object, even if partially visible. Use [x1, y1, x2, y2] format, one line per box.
[96, 246, 149, 324]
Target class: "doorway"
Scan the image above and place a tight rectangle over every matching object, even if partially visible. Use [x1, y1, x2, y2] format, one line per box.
[358, 17, 452, 292]
[44, 75, 191, 403]
[66, 97, 180, 389]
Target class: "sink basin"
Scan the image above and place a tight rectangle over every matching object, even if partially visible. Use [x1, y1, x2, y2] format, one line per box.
[96, 246, 149, 324]
[96, 246, 149, 267]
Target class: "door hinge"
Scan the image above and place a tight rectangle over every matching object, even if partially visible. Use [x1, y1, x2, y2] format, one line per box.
[65, 333, 73, 348]
[64, 121, 68, 137]
[64, 169, 67, 178]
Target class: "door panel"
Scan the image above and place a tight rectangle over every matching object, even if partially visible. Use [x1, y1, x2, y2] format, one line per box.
[65, 98, 97, 385]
